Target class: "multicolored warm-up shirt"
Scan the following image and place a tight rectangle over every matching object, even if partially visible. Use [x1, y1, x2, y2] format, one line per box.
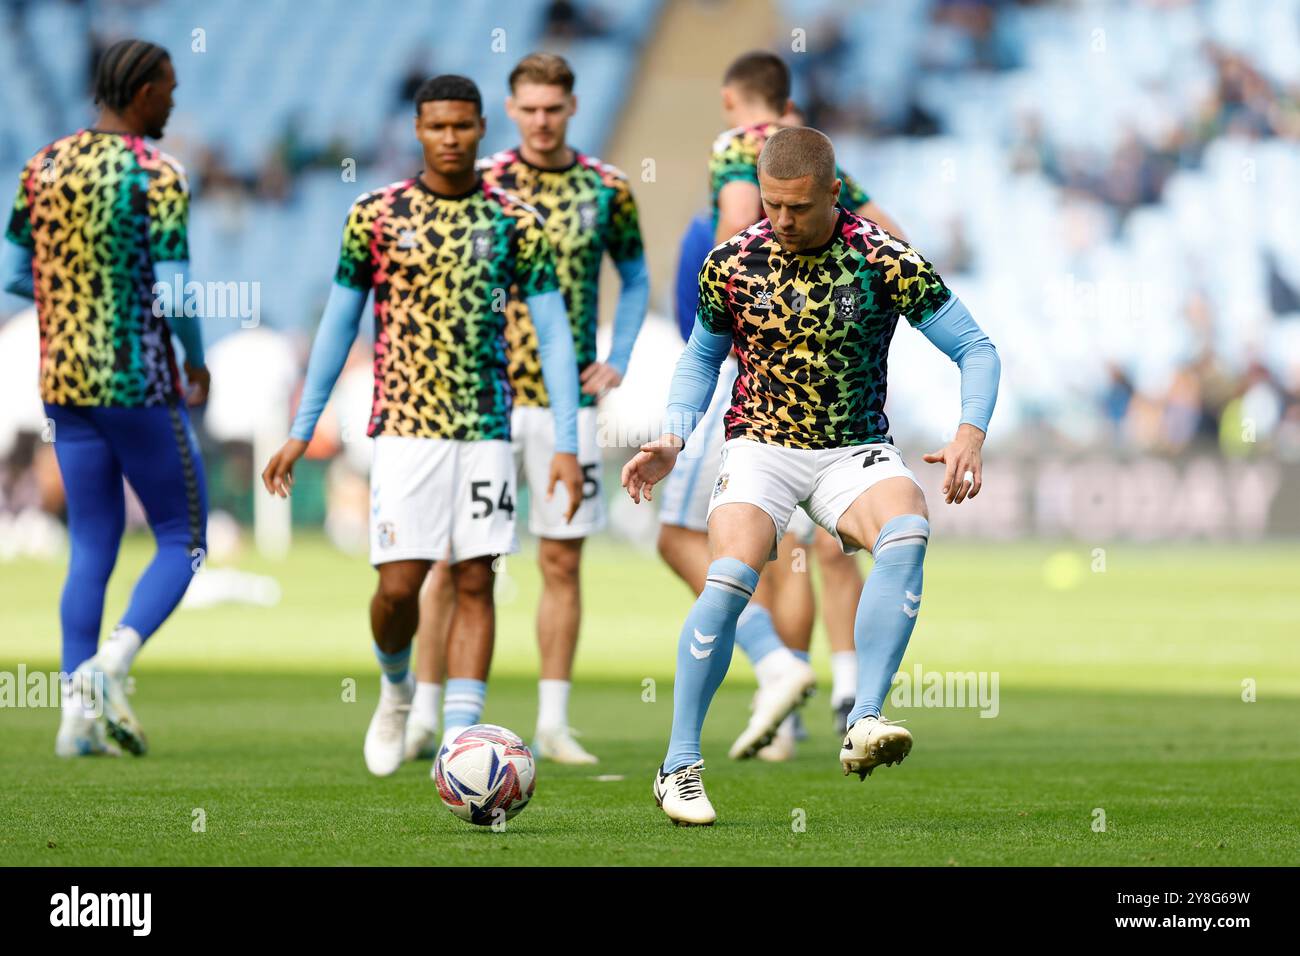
[334, 176, 558, 439]
[479, 148, 643, 408]
[6, 129, 189, 406]
[697, 208, 951, 449]
[709, 121, 870, 227]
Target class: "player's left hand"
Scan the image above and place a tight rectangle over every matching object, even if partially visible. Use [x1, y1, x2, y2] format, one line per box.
[262, 438, 309, 498]
[184, 363, 210, 407]
[922, 423, 985, 504]
[547, 451, 584, 523]
[621, 433, 683, 504]
[580, 361, 623, 397]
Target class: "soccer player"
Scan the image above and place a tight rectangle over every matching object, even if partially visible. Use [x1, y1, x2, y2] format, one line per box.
[261, 75, 584, 777]
[1, 39, 208, 758]
[656, 51, 907, 763]
[403, 54, 648, 764]
[624, 127, 1000, 825]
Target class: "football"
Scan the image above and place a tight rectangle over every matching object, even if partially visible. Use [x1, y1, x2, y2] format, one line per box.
[433, 724, 537, 826]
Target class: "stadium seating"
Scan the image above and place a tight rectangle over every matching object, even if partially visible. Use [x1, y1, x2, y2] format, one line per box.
[0, 0, 661, 339]
[2, 0, 1297, 448]
[781, 0, 1300, 446]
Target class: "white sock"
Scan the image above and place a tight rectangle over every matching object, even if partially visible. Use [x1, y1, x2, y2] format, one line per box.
[536, 679, 570, 732]
[380, 673, 414, 702]
[831, 651, 857, 703]
[413, 681, 442, 726]
[96, 626, 142, 677]
[754, 646, 800, 686]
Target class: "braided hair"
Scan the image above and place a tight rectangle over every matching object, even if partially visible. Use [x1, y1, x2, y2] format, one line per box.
[93, 39, 171, 111]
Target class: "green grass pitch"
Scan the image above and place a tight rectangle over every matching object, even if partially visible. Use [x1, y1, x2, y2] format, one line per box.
[2, 534, 1297, 866]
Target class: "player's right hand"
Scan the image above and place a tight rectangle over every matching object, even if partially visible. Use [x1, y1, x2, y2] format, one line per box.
[922, 423, 985, 504]
[620, 433, 684, 504]
[580, 361, 623, 398]
[547, 451, 585, 523]
[261, 438, 309, 498]
[184, 363, 210, 407]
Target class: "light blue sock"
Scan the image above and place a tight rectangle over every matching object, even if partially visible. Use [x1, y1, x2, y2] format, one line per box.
[374, 643, 411, 684]
[662, 557, 758, 772]
[848, 515, 929, 727]
[734, 603, 785, 665]
[791, 649, 811, 664]
[443, 678, 487, 731]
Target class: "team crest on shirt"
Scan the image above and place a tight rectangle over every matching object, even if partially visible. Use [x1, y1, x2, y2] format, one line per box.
[833, 285, 861, 321]
[377, 521, 396, 549]
[470, 230, 494, 261]
[577, 201, 598, 230]
[713, 472, 730, 497]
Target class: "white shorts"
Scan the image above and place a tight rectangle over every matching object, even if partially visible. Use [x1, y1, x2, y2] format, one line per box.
[787, 504, 816, 546]
[706, 437, 923, 555]
[369, 436, 519, 566]
[657, 358, 737, 532]
[512, 405, 606, 539]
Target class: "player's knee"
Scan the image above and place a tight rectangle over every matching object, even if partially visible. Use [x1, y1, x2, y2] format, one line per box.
[871, 514, 930, 563]
[69, 509, 126, 554]
[68, 538, 119, 582]
[423, 562, 454, 601]
[147, 510, 203, 552]
[453, 557, 496, 604]
[656, 524, 678, 563]
[376, 569, 425, 608]
[819, 549, 862, 591]
[538, 540, 581, 583]
[700, 556, 760, 614]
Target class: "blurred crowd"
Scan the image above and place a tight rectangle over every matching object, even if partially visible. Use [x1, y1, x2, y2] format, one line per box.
[781, 0, 1300, 460]
[4, 0, 1300, 550]
[1098, 293, 1300, 458]
[1012, 30, 1300, 458]
[1009, 41, 1300, 219]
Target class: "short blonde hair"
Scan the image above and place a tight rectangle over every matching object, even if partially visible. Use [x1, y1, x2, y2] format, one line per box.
[758, 127, 836, 188]
[509, 53, 575, 93]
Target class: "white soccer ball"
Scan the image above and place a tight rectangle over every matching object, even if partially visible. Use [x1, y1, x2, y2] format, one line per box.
[433, 724, 537, 826]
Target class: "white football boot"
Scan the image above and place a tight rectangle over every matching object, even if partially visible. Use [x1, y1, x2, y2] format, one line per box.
[728, 656, 816, 759]
[75, 657, 147, 756]
[403, 713, 439, 762]
[756, 713, 797, 762]
[653, 761, 716, 826]
[535, 727, 599, 765]
[364, 677, 413, 776]
[839, 715, 912, 780]
[54, 674, 120, 758]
